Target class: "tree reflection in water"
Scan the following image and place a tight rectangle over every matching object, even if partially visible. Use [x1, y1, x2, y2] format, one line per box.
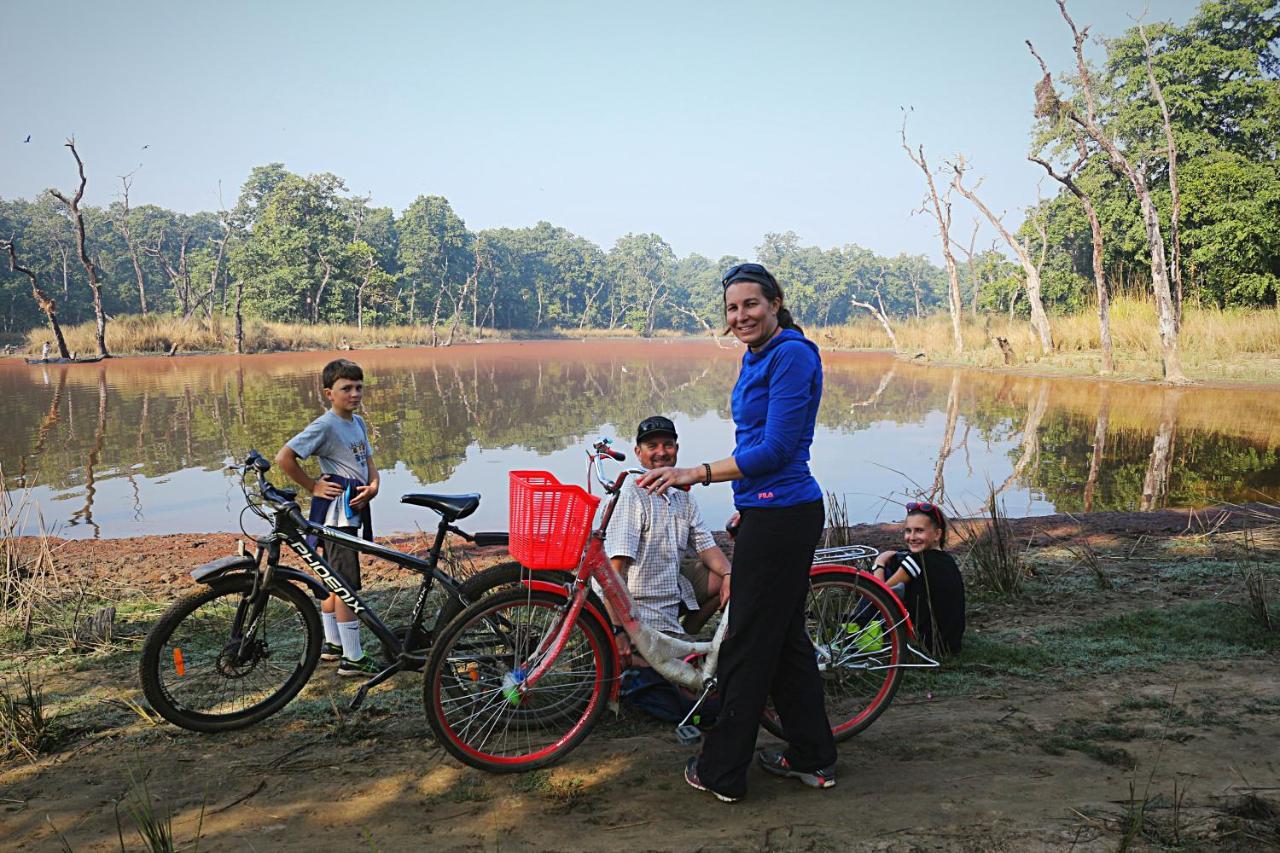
[0, 342, 1277, 538]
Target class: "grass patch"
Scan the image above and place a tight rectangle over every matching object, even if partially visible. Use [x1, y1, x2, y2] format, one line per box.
[1037, 718, 1140, 769]
[0, 669, 67, 760]
[905, 600, 1280, 698]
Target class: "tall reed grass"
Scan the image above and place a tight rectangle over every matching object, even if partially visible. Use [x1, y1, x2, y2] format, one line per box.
[21, 314, 674, 356]
[19, 298, 1280, 379]
[814, 297, 1280, 380]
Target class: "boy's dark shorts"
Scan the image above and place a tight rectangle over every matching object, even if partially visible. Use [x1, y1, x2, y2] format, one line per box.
[321, 529, 362, 590]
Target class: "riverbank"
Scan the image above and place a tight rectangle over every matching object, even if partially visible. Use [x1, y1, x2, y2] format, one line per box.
[3, 504, 1278, 850]
[16, 298, 1280, 387]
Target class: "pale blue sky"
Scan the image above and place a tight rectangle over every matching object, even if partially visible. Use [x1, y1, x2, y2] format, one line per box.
[2, 0, 1199, 262]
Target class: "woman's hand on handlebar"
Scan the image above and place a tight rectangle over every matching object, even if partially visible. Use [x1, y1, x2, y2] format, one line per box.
[635, 465, 698, 496]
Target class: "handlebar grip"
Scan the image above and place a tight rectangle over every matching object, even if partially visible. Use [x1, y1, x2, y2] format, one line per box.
[246, 449, 271, 473]
[603, 447, 626, 462]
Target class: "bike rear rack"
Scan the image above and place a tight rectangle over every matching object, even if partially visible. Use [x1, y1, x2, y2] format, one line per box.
[813, 544, 879, 564]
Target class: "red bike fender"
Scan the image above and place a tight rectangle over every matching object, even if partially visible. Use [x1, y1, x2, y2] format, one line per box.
[520, 579, 622, 701]
[809, 565, 917, 640]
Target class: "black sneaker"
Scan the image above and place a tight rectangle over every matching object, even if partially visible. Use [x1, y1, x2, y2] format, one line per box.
[683, 756, 740, 803]
[756, 750, 836, 789]
[321, 642, 342, 662]
[337, 655, 381, 677]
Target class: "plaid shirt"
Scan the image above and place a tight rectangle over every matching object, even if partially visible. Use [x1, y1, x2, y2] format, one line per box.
[601, 478, 717, 634]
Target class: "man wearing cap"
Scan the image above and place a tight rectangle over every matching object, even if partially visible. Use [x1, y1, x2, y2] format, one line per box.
[603, 416, 732, 669]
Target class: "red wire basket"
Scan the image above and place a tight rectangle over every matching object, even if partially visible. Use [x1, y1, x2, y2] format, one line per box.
[508, 470, 601, 570]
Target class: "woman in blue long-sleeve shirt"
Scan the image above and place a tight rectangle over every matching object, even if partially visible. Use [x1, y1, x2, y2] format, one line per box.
[639, 262, 835, 802]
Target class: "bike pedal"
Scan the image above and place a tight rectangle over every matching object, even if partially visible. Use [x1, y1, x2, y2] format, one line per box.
[675, 724, 703, 746]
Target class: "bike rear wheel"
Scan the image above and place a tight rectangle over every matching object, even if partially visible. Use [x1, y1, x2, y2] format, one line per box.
[140, 576, 321, 732]
[761, 571, 905, 742]
[423, 588, 610, 772]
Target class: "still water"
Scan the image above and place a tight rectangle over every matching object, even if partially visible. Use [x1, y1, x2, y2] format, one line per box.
[3, 340, 1278, 539]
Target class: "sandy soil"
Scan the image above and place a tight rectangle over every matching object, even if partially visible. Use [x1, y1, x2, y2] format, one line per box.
[3, 505, 1279, 851]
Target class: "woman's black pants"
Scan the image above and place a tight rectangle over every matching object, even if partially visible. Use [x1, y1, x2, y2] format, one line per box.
[696, 499, 835, 798]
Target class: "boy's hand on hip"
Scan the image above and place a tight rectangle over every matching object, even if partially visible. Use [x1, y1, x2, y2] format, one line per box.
[311, 475, 342, 500]
[350, 484, 378, 509]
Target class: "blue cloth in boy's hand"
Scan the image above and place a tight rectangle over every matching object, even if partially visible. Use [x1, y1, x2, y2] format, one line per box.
[340, 483, 362, 526]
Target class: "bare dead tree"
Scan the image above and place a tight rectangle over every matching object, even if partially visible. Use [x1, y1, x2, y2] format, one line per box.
[115, 173, 149, 315]
[1138, 19, 1183, 326]
[3, 238, 72, 358]
[1031, 1, 1185, 383]
[853, 269, 900, 352]
[49, 139, 109, 357]
[1026, 53, 1116, 374]
[232, 274, 247, 354]
[949, 219, 981, 317]
[144, 231, 195, 318]
[312, 249, 334, 325]
[443, 254, 479, 347]
[901, 113, 963, 354]
[356, 251, 376, 330]
[206, 213, 232, 329]
[672, 304, 731, 348]
[950, 157, 1054, 354]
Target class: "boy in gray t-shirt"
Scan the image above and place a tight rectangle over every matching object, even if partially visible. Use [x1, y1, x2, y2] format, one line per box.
[276, 359, 381, 676]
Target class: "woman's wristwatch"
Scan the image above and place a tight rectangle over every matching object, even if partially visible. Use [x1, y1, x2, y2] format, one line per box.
[701, 462, 713, 486]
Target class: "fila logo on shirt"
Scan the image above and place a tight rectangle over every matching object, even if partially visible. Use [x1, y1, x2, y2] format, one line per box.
[757, 491, 775, 500]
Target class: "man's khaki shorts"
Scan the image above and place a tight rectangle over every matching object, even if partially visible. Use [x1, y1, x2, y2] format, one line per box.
[680, 556, 715, 607]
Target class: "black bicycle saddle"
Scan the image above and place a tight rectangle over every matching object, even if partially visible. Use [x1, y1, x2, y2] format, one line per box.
[400, 492, 481, 520]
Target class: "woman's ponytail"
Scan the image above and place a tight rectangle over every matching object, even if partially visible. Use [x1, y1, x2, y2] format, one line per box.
[776, 306, 803, 336]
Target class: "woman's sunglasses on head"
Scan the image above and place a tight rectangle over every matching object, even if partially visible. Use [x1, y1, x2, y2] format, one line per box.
[721, 263, 778, 291]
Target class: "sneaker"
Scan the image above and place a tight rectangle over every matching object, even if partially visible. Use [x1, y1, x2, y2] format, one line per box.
[320, 642, 342, 662]
[337, 655, 381, 677]
[683, 757, 740, 803]
[756, 750, 836, 789]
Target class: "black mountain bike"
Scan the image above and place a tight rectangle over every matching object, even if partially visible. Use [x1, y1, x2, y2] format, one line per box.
[139, 450, 527, 732]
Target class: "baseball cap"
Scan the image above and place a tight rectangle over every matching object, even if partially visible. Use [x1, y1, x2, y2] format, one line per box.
[636, 415, 678, 443]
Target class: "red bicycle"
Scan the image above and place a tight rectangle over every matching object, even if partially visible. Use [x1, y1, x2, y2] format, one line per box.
[421, 440, 936, 772]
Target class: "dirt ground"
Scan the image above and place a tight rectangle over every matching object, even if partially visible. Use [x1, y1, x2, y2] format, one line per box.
[3, 505, 1279, 851]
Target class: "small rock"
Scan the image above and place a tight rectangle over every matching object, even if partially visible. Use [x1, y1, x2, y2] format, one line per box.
[191, 540, 207, 548]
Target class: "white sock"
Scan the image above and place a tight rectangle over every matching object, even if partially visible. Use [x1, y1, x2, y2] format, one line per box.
[338, 619, 364, 661]
[322, 611, 340, 645]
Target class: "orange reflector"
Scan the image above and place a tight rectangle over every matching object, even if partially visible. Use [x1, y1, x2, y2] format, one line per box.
[173, 648, 186, 677]
[465, 661, 479, 682]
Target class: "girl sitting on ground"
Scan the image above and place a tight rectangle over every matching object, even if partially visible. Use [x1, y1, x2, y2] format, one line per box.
[872, 501, 966, 656]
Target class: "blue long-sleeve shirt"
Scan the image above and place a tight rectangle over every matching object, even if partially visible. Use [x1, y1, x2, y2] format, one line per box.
[731, 328, 824, 508]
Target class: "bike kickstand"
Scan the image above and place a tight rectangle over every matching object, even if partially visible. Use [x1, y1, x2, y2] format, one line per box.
[674, 677, 717, 747]
[348, 661, 402, 711]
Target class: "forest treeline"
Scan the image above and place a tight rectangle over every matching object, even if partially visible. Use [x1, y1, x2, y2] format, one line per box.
[1, 0, 1276, 366]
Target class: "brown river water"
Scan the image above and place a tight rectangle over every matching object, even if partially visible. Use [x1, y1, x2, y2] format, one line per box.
[3, 340, 1278, 539]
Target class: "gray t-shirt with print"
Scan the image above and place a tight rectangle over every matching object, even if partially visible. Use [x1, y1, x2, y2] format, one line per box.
[286, 410, 371, 486]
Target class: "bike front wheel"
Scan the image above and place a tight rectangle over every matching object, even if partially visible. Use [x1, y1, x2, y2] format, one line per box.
[423, 588, 610, 772]
[140, 576, 321, 732]
[761, 571, 906, 742]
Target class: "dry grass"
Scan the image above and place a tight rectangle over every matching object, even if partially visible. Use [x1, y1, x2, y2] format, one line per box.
[20, 299, 1280, 380]
[21, 315, 685, 356]
[960, 489, 1028, 598]
[814, 297, 1280, 381]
